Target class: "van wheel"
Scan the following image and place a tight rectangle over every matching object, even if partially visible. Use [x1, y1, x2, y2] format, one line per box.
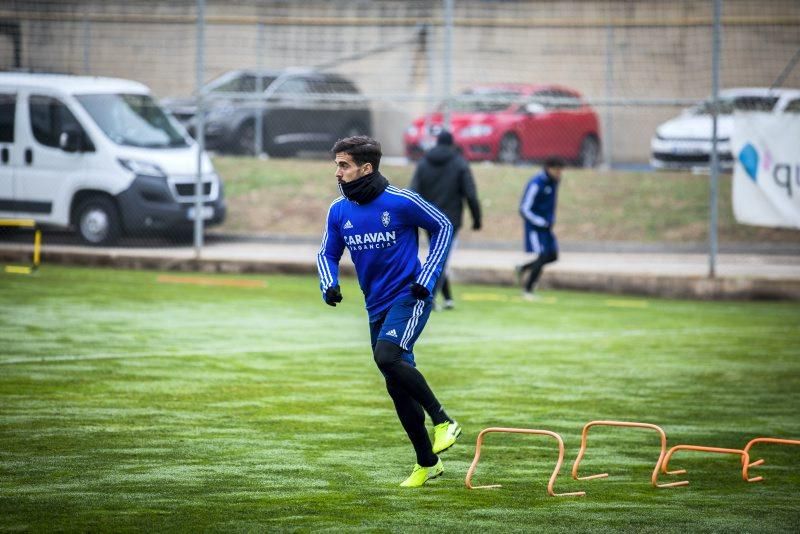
[578, 136, 600, 168]
[75, 196, 122, 246]
[497, 134, 521, 165]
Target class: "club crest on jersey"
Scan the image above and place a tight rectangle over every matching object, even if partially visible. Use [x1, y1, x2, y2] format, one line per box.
[381, 211, 391, 227]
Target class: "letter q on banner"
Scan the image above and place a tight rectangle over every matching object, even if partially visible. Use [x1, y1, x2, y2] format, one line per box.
[731, 113, 800, 229]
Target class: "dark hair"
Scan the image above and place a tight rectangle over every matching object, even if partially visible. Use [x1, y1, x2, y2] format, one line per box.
[331, 136, 382, 171]
[436, 130, 454, 146]
[544, 157, 565, 169]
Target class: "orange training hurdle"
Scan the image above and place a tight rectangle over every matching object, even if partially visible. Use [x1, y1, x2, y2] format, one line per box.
[465, 427, 585, 497]
[742, 437, 800, 482]
[658, 444, 760, 487]
[571, 420, 685, 488]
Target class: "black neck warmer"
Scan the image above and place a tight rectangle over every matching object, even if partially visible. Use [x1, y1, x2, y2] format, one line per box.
[339, 171, 389, 205]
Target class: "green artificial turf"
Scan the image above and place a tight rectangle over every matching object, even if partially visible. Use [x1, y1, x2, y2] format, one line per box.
[1, 266, 799, 532]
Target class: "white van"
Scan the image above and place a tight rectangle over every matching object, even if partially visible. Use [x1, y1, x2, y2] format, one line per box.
[0, 73, 226, 245]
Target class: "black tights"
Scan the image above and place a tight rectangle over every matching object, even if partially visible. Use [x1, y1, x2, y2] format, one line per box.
[435, 275, 452, 301]
[374, 340, 448, 466]
[519, 251, 558, 292]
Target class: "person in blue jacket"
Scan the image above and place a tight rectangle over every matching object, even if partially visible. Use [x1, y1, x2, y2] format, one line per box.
[516, 157, 564, 300]
[317, 136, 462, 488]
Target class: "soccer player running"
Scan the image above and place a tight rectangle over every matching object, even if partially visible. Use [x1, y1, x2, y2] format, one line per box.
[516, 157, 564, 300]
[317, 136, 462, 488]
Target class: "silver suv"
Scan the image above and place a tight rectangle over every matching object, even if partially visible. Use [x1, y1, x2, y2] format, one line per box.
[164, 68, 372, 157]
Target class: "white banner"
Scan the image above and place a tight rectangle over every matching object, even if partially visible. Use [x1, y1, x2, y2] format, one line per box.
[731, 112, 800, 229]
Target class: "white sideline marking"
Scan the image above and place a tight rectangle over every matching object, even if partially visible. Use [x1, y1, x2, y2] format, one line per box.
[0, 326, 787, 366]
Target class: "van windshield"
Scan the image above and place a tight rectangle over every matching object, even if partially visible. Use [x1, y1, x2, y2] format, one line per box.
[76, 93, 189, 148]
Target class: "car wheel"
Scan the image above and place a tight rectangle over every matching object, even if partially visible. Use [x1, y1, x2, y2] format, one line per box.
[497, 134, 521, 165]
[75, 196, 122, 246]
[578, 136, 600, 168]
[235, 121, 256, 155]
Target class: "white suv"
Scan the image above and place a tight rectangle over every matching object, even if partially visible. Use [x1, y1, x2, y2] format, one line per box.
[650, 87, 800, 171]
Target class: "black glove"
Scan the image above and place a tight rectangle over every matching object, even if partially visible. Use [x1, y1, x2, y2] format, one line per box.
[324, 285, 343, 307]
[472, 219, 482, 231]
[410, 282, 430, 300]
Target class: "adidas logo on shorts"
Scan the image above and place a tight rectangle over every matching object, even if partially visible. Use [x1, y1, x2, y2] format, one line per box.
[386, 329, 398, 337]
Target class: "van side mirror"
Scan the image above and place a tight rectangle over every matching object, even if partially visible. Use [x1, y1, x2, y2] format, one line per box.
[524, 102, 546, 115]
[59, 129, 83, 153]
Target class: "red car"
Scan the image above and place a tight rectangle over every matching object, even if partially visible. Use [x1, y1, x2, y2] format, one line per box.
[404, 84, 601, 167]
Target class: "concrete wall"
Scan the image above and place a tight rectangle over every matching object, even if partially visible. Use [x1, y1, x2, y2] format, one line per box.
[3, 0, 799, 161]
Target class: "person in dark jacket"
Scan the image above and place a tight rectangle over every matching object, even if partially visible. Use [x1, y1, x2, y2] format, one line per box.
[410, 130, 482, 310]
[516, 157, 563, 300]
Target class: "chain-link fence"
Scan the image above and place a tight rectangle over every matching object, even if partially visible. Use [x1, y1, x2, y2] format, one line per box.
[1, 0, 799, 252]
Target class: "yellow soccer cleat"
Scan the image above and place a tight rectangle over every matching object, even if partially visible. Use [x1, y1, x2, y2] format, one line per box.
[399, 459, 444, 488]
[432, 421, 462, 454]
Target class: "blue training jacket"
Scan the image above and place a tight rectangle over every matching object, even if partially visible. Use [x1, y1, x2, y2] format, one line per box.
[519, 169, 559, 231]
[317, 185, 453, 321]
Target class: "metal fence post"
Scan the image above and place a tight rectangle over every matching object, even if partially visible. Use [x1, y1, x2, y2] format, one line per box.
[194, 0, 206, 256]
[603, 23, 614, 169]
[442, 0, 453, 131]
[425, 23, 434, 143]
[708, 0, 721, 278]
[82, 16, 91, 74]
[255, 22, 265, 157]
